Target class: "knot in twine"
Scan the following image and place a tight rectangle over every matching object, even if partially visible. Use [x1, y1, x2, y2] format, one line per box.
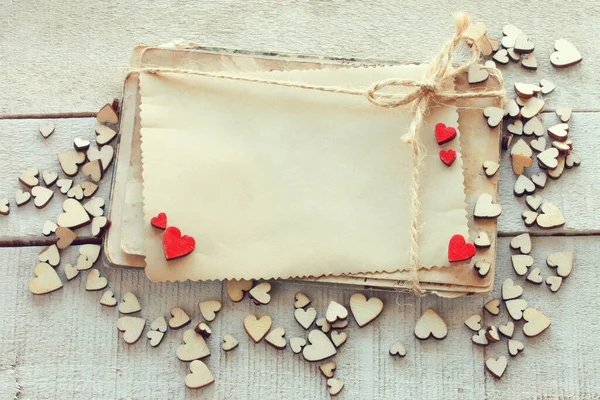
[133, 12, 504, 296]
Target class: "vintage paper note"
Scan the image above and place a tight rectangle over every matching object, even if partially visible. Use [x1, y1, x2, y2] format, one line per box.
[140, 65, 468, 281]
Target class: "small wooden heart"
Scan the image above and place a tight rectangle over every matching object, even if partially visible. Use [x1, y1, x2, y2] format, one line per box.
[151, 316, 168, 333]
[169, 306, 191, 329]
[319, 361, 337, 378]
[295, 307, 317, 330]
[518, 97, 545, 119]
[30, 186, 54, 210]
[118, 292, 142, 314]
[117, 316, 146, 344]
[511, 254, 533, 276]
[510, 233, 531, 254]
[55, 226, 77, 249]
[547, 123, 569, 142]
[539, 79, 556, 94]
[67, 185, 84, 200]
[85, 268, 108, 291]
[467, 64, 489, 84]
[243, 314, 272, 343]
[538, 148, 560, 170]
[501, 24, 522, 48]
[526, 267, 543, 284]
[64, 263, 80, 281]
[265, 327, 287, 349]
[91, 216, 109, 237]
[502, 278, 523, 300]
[19, 167, 39, 188]
[76, 244, 101, 270]
[294, 292, 311, 309]
[508, 339, 524, 356]
[81, 160, 104, 183]
[73, 137, 90, 151]
[514, 82, 540, 98]
[58, 150, 86, 176]
[506, 299, 528, 321]
[485, 326, 500, 342]
[199, 300, 222, 322]
[556, 107, 572, 123]
[521, 53, 537, 70]
[15, 189, 31, 207]
[484, 299, 501, 316]
[177, 329, 211, 361]
[147, 330, 165, 348]
[447, 234, 476, 262]
[526, 195, 542, 212]
[483, 106, 504, 127]
[414, 308, 447, 340]
[511, 138, 533, 157]
[96, 104, 119, 124]
[316, 317, 331, 333]
[332, 319, 348, 329]
[492, 49, 509, 64]
[95, 124, 118, 146]
[327, 378, 344, 397]
[249, 282, 271, 305]
[434, 123, 457, 144]
[325, 301, 348, 324]
[302, 329, 337, 362]
[87, 145, 114, 172]
[464, 314, 482, 332]
[546, 251, 574, 277]
[150, 212, 167, 229]
[499, 321, 515, 338]
[29, 263, 63, 295]
[100, 290, 117, 307]
[82, 182, 99, 198]
[226, 279, 253, 302]
[163, 226, 195, 260]
[550, 39, 582, 68]
[439, 149, 456, 166]
[522, 308, 551, 337]
[531, 172, 547, 188]
[39, 244, 60, 267]
[57, 199, 91, 229]
[0, 198, 9, 216]
[536, 203, 565, 229]
[485, 356, 508, 379]
[56, 179, 73, 194]
[289, 337, 307, 354]
[504, 99, 520, 118]
[565, 152, 581, 168]
[349, 293, 384, 328]
[196, 322, 213, 339]
[482, 161, 499, 178]
[39, 121, 55, 138]
[472, 329, 488, 346]
[545, 276, 563, 293]
[184, 360, 214, 390]
[330, 331, 348, 348]
[474, 260, 491, 278]
[474, 231, 491, 249]
[222, 334, 239, 351]
[507, 119, 523, 136]
[524, 117, 544, 138]
[474, 193, 502, 218]
[389, 340, 407, 357]
[514, 175, 535, 197]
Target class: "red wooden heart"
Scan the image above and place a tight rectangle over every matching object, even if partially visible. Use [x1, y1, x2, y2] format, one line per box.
[435, 123, 457, 145]
[448, 234, 476, 262]
[151, 212, 167, 229]
[439, 149, 457, 166]
[163, 226, 195, 260]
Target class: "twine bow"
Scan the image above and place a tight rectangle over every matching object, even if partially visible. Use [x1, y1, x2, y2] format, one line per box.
[134, 12, 504, 295]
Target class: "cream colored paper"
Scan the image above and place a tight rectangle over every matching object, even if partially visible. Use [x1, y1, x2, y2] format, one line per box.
[140, 65, 468, 282]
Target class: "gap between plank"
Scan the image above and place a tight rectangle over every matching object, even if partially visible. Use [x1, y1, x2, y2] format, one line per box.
[0, 236, 102, 248]
[0, 112, 97, 120]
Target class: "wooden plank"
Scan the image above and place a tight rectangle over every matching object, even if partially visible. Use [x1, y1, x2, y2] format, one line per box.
[484, 236, 600, 399]
[0, 118, 112, 240]
[0, 3, 597, 114]
[498, 111, 598, 234]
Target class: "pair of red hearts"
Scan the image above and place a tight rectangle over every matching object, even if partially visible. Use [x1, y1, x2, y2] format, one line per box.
[435, 123, 457, 167]
[151, 212, 196, 261]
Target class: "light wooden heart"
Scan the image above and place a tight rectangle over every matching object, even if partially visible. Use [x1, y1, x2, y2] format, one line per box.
[222, 334, 239, 351]
[81, 181, 99, 197]
[552, 141, 571, 154]
[511, 138, 533, 157]
[64, 263, 80, 281]
[42, 220, 57, 236]
[91, 216, 108, 237]
[184, 360, 215, 390]
[474, 260, 491, 278]
[508, 48, 521, 62]
[243, 314, 272, 343]
[502, 279, 523, 300]
[199, 300, 222, 322]
[540, 79, 556, 94]
[295, 307, 317, 330]
[97, 104, 119, 124]
[526, 267, 543, 284]
[225, 279, 253, 302]
[514, 82, 540, 98]
[546, 276, 563, 292]
[265, 327, 287, 349]
[117, 317, 146, 344]
[483, 106, 503, 127]
[55, 226, 77, 249]
[294, 292, 311, 308]
[550, 39, 582, 68]
[484, 60, 497, 69]
[56, 179, 73, 194]
[177, 329, 211, 361]
[81, 160, 104, 183]
[511, 255, 533, 276]
[508, 339, 525, 356]
[302, 329, 337, 362]
[485, 356, 508, 379]
[546, 251, 574, 277]
[0, 198, 9, 216]
[85, 268, 108, 291]
[57, 199, 91, 229]
[536, 203, 565, 229]
[146, 330, 165, 348]
[389, 340, 407, 357]
[76, 244, 101, 270]
[523, 308, 551, 337]
[249, 282, 271, 305]
[100, 290, 117, 307]
[316, 317, 331, 333]
[39, 244, 60, 267]
[169, 307, 191, 329]
[349, 293, 384, 328]
[19, 167, 39, 187]
[118, 292, 141, 314]
[325, 301, 348, 323]
[524, 117, 544, 138]
[414, 308, 447, 340]
[67, 185, 84, 200]
[150, 316, 168, 333]
[518, 97, 545, 119]
[289, 337, 307, 354]
[526, 195, 542, 212]
[507, 119, 523, 136]
[332, 319, 348, 329]
[492, 49, 509, 64]
[330, 331, 348, 348]
[194, 322, 211, 338]
[95, 124, 118, 146]
[474, 231, 491, 248]
[504, 99, 520, 118]
[87, 145, 114, 172]
[484, 299, 501, 316]
[506, 299, 528, 321]
[472, 329, 488, 346]
[464, 314, 482, 332]
[521, 53, 537, 70]
[58, 150, 86, 176]
[29, 263, 63, 295]
[538, 148, 560, 170]
[565, 152, 581, 168]
[499, 321, 515, 338]
[512, 154, 533, 175]
[468, 63, 489, 84]
[39, 121, 55, 138]
[474, 193, 502, 218]
[319, 361, 337, 378]
[547, 123, 569, 142]
[15, 189, 31, 207]
[556, 107, 572, 123]
[510, 233, 531, 254]
[485, 326, 500, 342]
[501, 24, 522, 47]
[482, 160, 499, 177]
[531, 172, 547, 188]
[327, 378, 344, 397]
[514, 175, 535, 197]
[73, 137, 90, 151]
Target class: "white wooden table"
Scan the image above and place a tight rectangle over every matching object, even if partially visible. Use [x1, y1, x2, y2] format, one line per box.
[1, 2, 599, 399]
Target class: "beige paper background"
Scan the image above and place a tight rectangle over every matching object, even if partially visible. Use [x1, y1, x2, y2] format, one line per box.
[140, 65, 468, 281]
